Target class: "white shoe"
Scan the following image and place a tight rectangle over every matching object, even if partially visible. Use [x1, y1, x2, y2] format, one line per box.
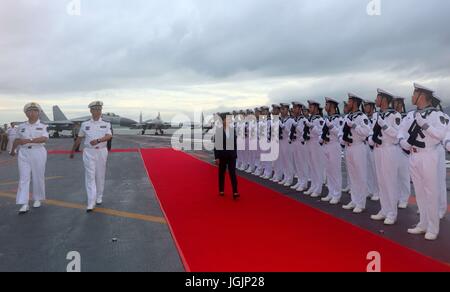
[33, 201, 41, 208]
[304, 189, 313, 195]
[407, 227, 426, 235]
[296, 186, 306, 192]
[86, 205, 95, 212]
[329, 198, 340, 205]
[353, 207, 364, 214]
[19, 204, 30, 214]
[291, 183, 300, 190]
[96, 198, 103, 205]
[371, 196, 380, 201]
[321, 196, 332, 202]
[283, 180, 293, 187]
[371, 213, 386, 221]
[311, 193, 321, 198]
[343, 202, 356, 210]
[425, 233, 438, 241]
[398, 202, 408, 209]
[384, 218, 396, 225]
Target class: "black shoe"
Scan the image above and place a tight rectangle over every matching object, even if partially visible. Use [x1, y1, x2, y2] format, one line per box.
[233, 193, 240, 200]
[219, 192, 225, 197]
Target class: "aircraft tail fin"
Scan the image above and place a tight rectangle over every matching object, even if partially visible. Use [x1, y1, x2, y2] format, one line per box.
[53, 106, 69, 121]
[39, 110, 51, 122]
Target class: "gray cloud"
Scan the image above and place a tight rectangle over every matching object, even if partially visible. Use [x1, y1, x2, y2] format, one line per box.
[1, 0, 450, 122]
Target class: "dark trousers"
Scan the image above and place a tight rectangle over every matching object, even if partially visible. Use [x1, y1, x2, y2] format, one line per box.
[218, 157, 238, 194]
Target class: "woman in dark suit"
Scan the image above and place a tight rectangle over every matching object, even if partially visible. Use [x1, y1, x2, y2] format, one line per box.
[214, 113, 240, 200]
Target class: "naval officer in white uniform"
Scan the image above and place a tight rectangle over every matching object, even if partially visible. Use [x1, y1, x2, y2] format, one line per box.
[70, 101, 113, 212]
[10, 103, 49, 214]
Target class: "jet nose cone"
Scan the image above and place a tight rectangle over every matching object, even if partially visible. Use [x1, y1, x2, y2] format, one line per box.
[120, 118, 137, 127]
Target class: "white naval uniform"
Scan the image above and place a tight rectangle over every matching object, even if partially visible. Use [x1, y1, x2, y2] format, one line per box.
[272, 117, 283, 181]
[366, 114, 379, 199]
[78, 118, 112, 207]
[339, 114, 352, 191]
[291, 116, 309, 190]
[440, 114, 450, 219]
[257, 118, 268, 176]
[247, 119, 259, 173]
[397, 112, 413, 206]
[279, 116, 295, 184]
[7, 126, 18, 154]
[369, 109, 402, 221]
[322, 115, 343, 200]
[236, 120, 246, 169]
[306, 115, 325, 195]
[400, 107, 447, 236]
[15, 120, 49, 205]
[342, 112, 371, 209]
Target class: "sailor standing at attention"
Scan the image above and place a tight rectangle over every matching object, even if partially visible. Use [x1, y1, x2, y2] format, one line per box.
[10, 103, 49, 214]
[320, 98, 344, 204]
[369, 89, 402, 225]
[392, 96, 412, 210]
[363, 99, 380, 202]
[400, 83, 447, 240]
[70, 101, 113, 212]
[304, 100, 325, 198]
[341, 93, 371, 214]
[278, 103, 295, 186]
[432, 95, 448, 220]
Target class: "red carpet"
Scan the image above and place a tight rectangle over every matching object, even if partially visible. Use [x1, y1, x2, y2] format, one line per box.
[140, 148, 450, 272]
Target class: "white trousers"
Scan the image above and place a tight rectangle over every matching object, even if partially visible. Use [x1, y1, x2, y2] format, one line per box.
[397, 148, 411, 205]
[324, 142, 342, 199]
[83, 148, 108, 207]
[16, 147, 47, 205]
[280, 140, 294, 181]
[410, 149, 440, 235]
[437, 146, 447, 218]
[7, 136, 16, 154]
[343, 149, 352, 189]
[308, 140, 325, 194]
[346, 143, 368, 209]
[292, 141, 309, 189]
[374, 145, 399, 221]
[366, 146, 379, 197]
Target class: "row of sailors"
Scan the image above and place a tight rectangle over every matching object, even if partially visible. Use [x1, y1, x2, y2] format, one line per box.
[223, 83, 448, 241]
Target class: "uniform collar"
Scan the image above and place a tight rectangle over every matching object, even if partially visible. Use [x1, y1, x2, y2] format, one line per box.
[26, 119, 40, 126]
[90, 117, 103, 123]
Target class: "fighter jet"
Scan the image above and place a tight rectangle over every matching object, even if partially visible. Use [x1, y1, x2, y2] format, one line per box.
[130, 112, 175, 135]
[39, 108, 74, 138]
[53, 106, 137, 128]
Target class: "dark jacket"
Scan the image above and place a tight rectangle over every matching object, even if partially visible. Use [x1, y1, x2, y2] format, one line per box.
[213, 128, 238, 160]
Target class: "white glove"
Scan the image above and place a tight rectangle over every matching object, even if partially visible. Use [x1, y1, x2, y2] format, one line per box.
[399, 138, 411, 151]
[346, 120, 354, 128]
[377, 117, 387, 128]
[325, 119, 333, 127]
[415, 113, 426, 127]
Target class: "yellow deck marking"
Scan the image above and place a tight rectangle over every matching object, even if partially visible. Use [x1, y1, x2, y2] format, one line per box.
[0, 191, 166, 224]
[0, 176, 64, 187]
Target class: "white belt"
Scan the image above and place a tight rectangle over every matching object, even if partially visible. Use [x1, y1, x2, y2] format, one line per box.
[84, 146, 107, 150]
[21, 145, 45, 150]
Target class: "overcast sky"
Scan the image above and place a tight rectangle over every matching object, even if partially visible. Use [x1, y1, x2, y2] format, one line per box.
[1, 0, 450, 123]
